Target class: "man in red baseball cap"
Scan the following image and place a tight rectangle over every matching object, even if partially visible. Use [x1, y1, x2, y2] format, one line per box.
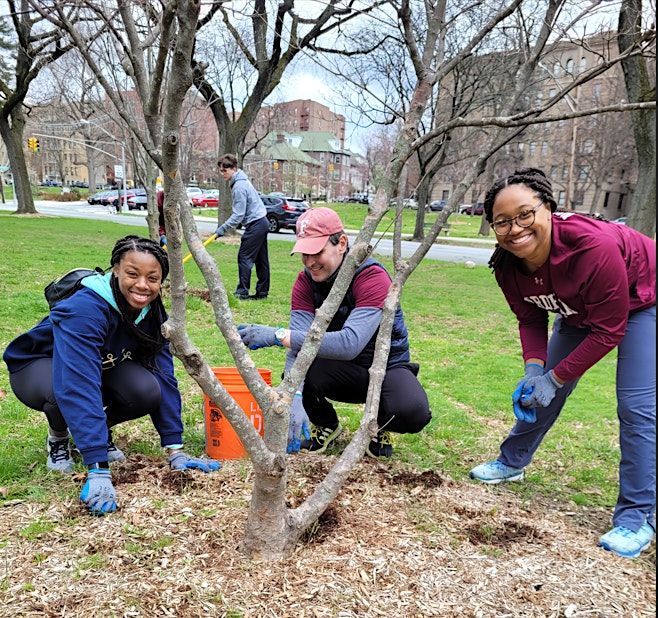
[237, 207, 431, 458]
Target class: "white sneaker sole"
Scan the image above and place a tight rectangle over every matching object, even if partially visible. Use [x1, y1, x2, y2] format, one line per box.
[470, 471, 524, 484]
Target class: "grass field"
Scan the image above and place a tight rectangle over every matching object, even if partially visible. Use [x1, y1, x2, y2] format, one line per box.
[0, 213, 620, 512]
[195, 201, 489, 238]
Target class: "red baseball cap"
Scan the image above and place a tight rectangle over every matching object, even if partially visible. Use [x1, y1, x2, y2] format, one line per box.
[291, 207, 344, 255]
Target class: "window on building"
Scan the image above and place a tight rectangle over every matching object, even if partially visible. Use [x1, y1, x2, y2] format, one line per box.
[541, 142, 549, 155]
[442, 190, 449, 200]
[535, 91, 543, 107]
[603, 192, 610, 209]
[592, 83, 601, 99]
[578, 165, 590, 181]
[320, 153, 325, 161]
[553, 60, 561, 76]
[565, 58, 574, 75]
[518, 142, 525, 152]
[582, 139, 594, 154]
[618, 193, 625, 210]
[334, 154, 340, 164]
[579, 57, 587, 74]
[549, 166, 557, 179]
[558, 191, 565, 206]
[549, 88, 556, 99]
[529, 142, 537, 155]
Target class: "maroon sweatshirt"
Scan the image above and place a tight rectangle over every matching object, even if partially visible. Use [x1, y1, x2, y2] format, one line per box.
[496, 213, 656, 382]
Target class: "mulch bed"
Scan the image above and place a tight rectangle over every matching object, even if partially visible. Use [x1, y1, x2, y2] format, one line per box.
[0, 454, 654, 617]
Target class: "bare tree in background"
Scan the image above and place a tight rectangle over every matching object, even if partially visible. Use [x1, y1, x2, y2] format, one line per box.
[191, 0, 387, 224]
[0, 1, 77, 213]
[618, 0, 656, 236]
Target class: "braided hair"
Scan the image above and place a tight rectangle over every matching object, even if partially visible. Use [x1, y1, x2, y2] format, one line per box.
[109, 235, 169, 366]
[484, 168, 557, 272]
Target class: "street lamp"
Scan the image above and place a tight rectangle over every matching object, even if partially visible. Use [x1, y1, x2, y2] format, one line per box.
[79, 119, 127, 211]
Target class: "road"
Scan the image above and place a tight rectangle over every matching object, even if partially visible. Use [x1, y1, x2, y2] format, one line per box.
[1, 199, 495, 265]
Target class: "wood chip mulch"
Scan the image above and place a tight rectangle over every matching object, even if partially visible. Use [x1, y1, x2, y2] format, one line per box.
[0, 454, 654, 617]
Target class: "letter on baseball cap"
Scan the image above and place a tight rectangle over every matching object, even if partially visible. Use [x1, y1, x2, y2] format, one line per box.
[291, 207, 344, 255]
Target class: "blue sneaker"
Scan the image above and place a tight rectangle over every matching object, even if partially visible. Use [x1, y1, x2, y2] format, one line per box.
[469, 460, 524, 484]
[598, 523, 655, 558]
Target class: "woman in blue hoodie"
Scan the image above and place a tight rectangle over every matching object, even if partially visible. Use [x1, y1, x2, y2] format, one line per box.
[3, 235, 219, 515]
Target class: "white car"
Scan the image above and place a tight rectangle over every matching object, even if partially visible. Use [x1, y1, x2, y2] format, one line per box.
[186, 186, 204, 206]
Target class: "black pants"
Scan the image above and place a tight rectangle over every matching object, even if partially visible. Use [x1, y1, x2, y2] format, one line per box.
[302, 358, 431, 434]
[237, 217, 270, 298]
[9, 358, 161, 433]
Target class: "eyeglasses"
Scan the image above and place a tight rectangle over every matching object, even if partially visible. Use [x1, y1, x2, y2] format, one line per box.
[491, 201, 545, 236]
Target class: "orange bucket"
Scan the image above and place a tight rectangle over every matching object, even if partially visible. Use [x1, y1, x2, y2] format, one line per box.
[204, 367, 272, 460]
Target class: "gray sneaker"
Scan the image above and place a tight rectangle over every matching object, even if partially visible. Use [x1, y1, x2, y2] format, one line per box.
[46, 436, 74, 473]
[107, 442, 126, 463]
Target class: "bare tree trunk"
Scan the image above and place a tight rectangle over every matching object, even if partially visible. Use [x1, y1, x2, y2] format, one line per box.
[241, 461, 298, 559]
[618, 0, 656, 237]
[0, 111, 36, 214]
[145, 157, 159, 241]
[412, 174, 431, 240]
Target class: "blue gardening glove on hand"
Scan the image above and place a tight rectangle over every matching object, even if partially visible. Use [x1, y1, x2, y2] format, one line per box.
[80, 469, 117, 515]
[168, 450, 221, 473]
[159, 234, 167, 248]
[512, 362, 544, 423]
[214, 226, 224, 238]
[238, 323, 280, 350]
[519, 370, 562, 409]
[287, 392, 311, 454]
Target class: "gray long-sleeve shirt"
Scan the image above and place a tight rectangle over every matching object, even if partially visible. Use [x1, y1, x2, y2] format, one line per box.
[217, 169, 266, 235]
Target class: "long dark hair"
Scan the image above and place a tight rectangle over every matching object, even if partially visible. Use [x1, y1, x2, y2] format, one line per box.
[109, 235, 169, 366]
[484, 168, 557, 272]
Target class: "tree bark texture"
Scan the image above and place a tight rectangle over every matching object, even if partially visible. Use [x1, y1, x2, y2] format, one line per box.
[0, 111, 36, 214]
[618, 0, 656, 237]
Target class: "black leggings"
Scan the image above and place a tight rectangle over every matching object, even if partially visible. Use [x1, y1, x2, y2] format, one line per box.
[303, 359, 431, 434]
[9, 358, 161, 432]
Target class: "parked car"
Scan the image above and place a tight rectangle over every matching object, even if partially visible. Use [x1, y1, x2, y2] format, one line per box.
[260, 195, 309, 233]
[388, 197, 417, 209]
[126, 188, 147, 210]
[429, 199, 447, 212]
[612, 216, 627, 225]
[87, 190, 111, 205]
[191, 189, 219, 208]
[101, 189, 137, 211]
[459, 202, 484, 215]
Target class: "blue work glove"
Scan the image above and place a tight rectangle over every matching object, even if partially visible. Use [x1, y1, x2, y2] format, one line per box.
[517, 370, 563, 410]
[80, 468, 117, 515]
[237, 323, 280, 350]
[287, 392, 311, 454]
[512, 362, 544, 423]
[168, 450, 221, 472]
[215, 226, 224, 238]
[159, 234, 167, 248]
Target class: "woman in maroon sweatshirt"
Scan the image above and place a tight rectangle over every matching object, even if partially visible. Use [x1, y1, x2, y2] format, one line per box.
[469, 168, 655, 559]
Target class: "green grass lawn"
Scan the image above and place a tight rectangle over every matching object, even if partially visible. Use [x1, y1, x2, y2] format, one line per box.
[0, 213, 620, 512]
[195, 201, 489, 239]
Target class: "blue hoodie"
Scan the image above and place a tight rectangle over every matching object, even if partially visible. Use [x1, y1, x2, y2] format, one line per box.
[216, 169, 266, 235]
[3, 273, 183, 465]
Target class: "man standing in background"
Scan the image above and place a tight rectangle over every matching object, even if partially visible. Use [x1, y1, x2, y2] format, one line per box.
[215, 154, 270, 300]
